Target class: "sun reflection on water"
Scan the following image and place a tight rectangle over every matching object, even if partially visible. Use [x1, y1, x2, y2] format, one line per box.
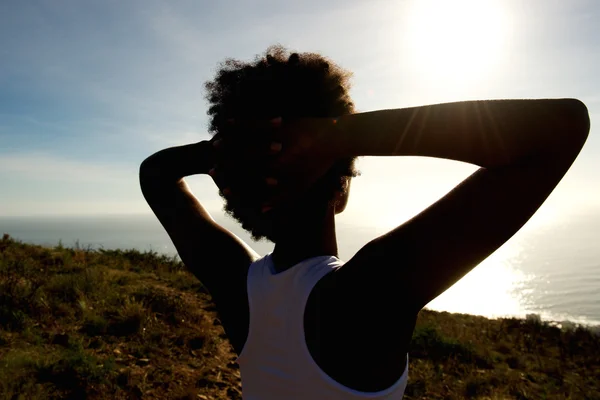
[426, 240, 534, 318]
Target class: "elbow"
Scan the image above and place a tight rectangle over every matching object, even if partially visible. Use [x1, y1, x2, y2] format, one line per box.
[139, 157, 183, 194]
[139, 157, 163, 191]
[548, 99, 590, 156]
[563, 98, 590, 143]
[139, 158, 152, 186]
[139, 154, 165, 181]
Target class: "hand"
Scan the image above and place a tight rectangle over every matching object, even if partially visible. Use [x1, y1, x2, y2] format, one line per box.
[210, 116, 340, 212]
[208, 120, 283, 211]
[263, 117, 340, 210]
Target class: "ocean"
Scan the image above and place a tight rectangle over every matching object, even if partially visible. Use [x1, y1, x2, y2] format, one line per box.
[1, 212, 599, 326]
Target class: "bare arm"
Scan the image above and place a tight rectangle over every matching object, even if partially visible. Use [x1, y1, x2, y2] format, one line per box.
[335, 99, 588, 167]
[139, 140, 258, 351]
[332, 98, 590, 312]
[258, 99, 589, 313]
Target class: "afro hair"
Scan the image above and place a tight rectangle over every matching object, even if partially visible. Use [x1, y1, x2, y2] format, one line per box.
[204, 45, 360, 241]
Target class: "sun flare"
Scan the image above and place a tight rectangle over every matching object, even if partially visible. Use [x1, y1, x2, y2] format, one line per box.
[403, 0, 509, 92]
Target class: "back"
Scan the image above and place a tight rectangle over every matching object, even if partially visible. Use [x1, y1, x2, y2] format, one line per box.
[237, 254, 408, 400]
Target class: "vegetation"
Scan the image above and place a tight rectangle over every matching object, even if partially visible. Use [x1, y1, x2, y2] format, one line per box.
[1, 234, 598, 399]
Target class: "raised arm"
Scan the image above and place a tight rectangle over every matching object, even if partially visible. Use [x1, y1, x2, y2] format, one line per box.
[335, 99, 588, 167]
[139, 140, 258, 352]
[256, 99, 589, 314]
[333, 99, 590, 311]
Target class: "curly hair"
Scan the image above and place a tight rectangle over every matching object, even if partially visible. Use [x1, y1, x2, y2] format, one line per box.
[204, 45, 360, 241]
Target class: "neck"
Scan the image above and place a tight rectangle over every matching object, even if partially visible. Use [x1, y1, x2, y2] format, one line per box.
[271, 207, 338, 273]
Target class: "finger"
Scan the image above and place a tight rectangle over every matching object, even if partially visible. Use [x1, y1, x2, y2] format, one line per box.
[266, 118, 284, 147]
[269, 116, 282, 129]
[268, 141, 283, 155]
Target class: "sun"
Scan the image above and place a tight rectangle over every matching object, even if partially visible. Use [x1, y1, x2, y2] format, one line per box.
[403, 0, 509, 93]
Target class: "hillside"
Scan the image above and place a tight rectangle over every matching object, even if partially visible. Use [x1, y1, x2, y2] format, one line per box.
[1, 234, 598, 399]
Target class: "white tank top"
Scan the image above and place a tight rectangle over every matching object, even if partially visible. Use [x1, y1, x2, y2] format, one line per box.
[236, 253, 408, 400]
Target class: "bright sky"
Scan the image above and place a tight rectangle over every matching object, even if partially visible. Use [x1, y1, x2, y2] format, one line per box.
[1, 0, 599, 231]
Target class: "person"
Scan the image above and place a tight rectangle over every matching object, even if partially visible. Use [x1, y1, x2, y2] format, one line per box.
[139, 46, 590, 399]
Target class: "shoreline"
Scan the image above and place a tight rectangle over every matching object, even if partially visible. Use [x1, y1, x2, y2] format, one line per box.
[427, 308, 600, 332]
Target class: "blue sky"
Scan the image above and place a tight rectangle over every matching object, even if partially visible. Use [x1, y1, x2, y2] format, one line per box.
[1, 0, 599, 230]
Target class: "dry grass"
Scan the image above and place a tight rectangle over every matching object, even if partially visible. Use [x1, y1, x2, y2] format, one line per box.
[1, 233, 599, 399]
[0, 234, 239, 399]
[406, 311, 599, 399]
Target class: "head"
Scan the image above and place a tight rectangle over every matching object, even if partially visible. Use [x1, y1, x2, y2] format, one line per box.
[204, 45, 359, 242]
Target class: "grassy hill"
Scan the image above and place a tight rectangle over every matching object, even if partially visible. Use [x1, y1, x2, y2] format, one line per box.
[1, 234, 598, 399]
